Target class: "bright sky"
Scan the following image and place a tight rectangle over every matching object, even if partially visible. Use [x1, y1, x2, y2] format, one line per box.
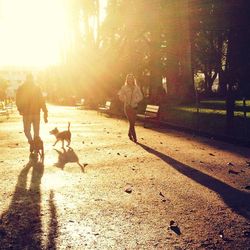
[0, 0, 107, 69]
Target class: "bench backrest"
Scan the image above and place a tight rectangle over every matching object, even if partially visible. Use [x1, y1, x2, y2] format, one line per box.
[145, 105, 159, 118]
[105, 101, 111, 109]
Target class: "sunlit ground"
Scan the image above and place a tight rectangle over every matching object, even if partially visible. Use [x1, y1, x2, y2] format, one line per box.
[0, 105, 250, 248]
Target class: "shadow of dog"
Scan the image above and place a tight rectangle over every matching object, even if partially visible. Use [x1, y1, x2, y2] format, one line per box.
[54, 147, 87, 172]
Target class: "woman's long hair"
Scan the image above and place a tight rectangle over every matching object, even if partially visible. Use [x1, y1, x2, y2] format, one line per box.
[125, 73, 137, 86]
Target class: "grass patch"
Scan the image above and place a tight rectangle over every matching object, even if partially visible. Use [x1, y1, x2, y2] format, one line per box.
[160, 99, 250, 141]
[198, 99, 250, 112]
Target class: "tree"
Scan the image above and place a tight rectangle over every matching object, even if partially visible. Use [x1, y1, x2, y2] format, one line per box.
[99, 0, 195, 104]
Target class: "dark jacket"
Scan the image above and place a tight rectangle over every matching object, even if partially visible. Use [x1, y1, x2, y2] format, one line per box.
[16, 82, 47, 115]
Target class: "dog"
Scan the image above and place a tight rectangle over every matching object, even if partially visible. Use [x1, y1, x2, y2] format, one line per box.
[50, 122, 71, 148]
[29, 136, 44, 163]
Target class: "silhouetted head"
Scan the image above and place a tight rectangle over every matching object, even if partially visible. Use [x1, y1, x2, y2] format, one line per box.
[125, 73, 137, 86]
[50, 127, 59, 135]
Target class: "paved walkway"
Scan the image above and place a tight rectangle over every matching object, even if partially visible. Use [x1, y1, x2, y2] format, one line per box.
[0, 105, 249, 249]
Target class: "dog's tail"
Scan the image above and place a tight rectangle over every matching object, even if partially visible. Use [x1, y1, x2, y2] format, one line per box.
[68, 122, 71, 131]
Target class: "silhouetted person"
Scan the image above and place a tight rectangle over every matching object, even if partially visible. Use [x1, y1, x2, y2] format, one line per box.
[16, 73, 48, 153]
[118, 73, 143, 143]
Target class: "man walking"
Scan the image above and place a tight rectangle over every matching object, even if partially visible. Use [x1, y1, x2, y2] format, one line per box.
[16, 73, 48, 153]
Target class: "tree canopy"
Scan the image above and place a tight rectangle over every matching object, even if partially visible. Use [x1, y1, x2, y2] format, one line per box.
[38, 0, 250, 106]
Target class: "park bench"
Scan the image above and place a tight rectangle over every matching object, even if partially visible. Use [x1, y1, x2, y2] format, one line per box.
[0, 101, 9, 118]
[137, 104, 160, 127]
[98, 101, 112, 115]
[75, 98, 85, 109]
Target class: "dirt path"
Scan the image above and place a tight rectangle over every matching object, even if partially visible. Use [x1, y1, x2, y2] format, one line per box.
[0, 105, 250, 249]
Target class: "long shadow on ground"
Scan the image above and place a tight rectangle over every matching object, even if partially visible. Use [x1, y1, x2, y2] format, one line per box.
[138, 142, 250, 221]
[0, 158, 58, 249]
[46, 190, 58, 250]
[143, 124, 250, 158]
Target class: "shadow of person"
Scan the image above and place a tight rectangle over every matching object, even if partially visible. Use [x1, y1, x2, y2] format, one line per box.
[46, 190, 58, 250]
[54, 147, 86, 172]
[144, 125, 250, 159]
[0, 158, 44, 249]
[137, 142, 250, 221]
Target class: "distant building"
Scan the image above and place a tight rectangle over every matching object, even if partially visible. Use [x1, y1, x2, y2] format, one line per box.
[0, 66, 37, 98]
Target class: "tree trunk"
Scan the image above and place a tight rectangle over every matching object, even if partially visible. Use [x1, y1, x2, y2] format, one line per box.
[225, 30, 236, 133]
[149, 28, 162, 103]
[166, 0, 194, 104]
[147, 1, 162, 103]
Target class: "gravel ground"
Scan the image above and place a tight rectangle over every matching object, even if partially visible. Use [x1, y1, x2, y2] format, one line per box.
[0, 105, 249, 250]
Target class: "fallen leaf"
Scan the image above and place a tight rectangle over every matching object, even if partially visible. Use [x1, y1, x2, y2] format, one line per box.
[169, 220, 181, 235]
[125, 187, 132, 193]
[228, 169, 239, 175]
[159, 192, 165, 197]
[153, 242, 159, 247]
[170, 220, 176, 226]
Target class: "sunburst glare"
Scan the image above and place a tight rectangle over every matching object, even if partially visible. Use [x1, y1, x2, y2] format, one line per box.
[0, 0, 69, 68]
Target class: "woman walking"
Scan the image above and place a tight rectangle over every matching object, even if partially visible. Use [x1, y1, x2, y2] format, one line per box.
[118, 74, 143, 143]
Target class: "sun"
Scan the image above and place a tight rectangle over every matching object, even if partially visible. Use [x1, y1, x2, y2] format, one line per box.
[0, 0, 68, 69]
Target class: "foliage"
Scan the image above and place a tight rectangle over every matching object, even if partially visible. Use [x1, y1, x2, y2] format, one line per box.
[99, 0, 195, 103]
[40, 1, 196, 105]
[191, 0, 250, 98]
[39, 0, 250, 107]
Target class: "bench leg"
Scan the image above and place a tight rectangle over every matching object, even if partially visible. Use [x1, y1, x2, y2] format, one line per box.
[143, 118, 148, 128]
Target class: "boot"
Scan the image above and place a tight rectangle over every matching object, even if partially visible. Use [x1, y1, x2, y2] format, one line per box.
[131, 128, 137, 143]
[128, 132, 133, 141]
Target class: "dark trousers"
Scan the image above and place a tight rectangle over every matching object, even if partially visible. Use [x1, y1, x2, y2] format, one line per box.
[124, 106, 137, 142]
[23, 114, 40, 143]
